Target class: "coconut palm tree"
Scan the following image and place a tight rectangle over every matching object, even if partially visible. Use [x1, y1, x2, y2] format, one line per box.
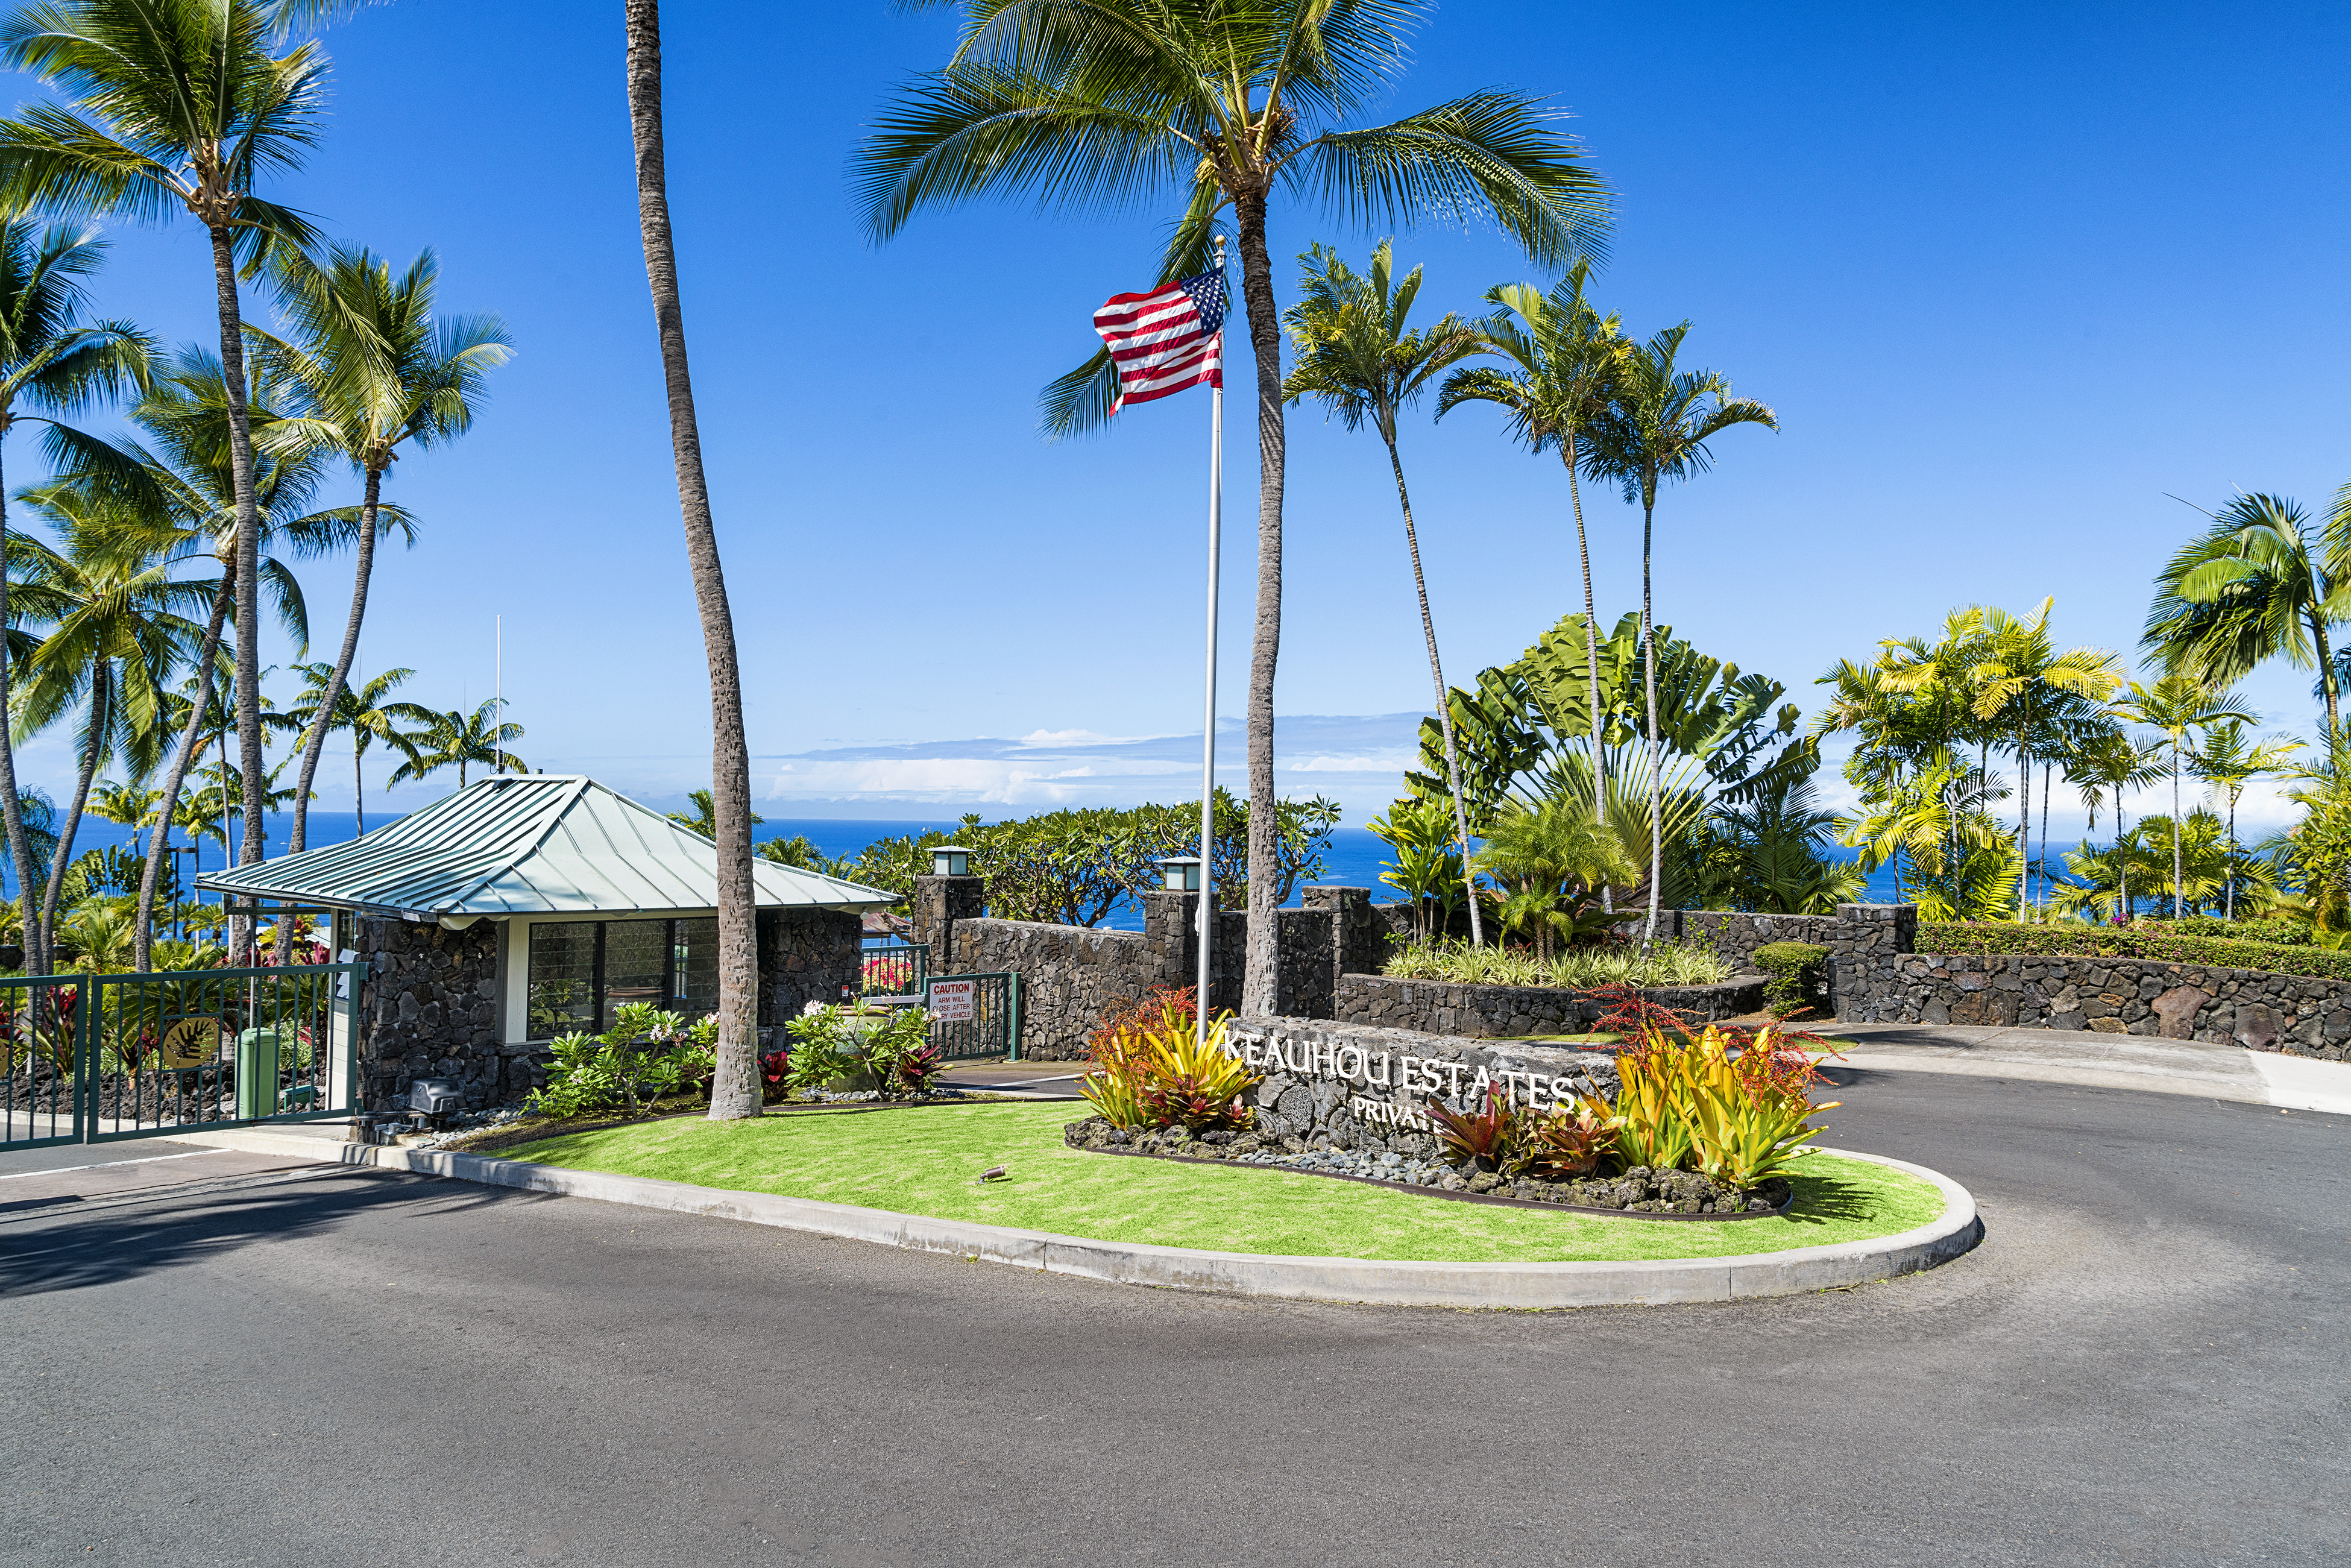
[287, 660, 427, 837]
[55, 346, 340, 967]
[382, 699, 521, 794]
[1280, 238, 1485, 940]
[9, 497, 211, 969]
[260, 246, 510, 853]
[0, 0, 327, 917]
[2146, 493, 2347, 735]
[623, 0, 760, 1118]
[2118, 675, 2257, 919]
[86, 777, 159, 858]
[855, 0, 1611, 1013]
[2189, 719, 2302, 921]
[1438, 263, 1625, 863]
[1963, 600, 2125, 921]
[2070, 729, 2168, 920]
[1581, 324, 1775, 945]
[0, 217, 148, 968]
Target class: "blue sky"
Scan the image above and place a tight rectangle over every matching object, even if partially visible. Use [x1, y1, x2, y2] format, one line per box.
[5, 1, 2349, 833]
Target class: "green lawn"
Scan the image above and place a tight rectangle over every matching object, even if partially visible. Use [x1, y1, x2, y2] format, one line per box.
[500, 1103, 1946, 1265]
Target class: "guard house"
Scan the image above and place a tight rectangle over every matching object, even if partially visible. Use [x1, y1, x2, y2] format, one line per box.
[198, 775, 899, 1110]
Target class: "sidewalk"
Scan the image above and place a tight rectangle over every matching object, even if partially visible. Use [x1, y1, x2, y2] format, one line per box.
[1828, 1020, 2351, 1114]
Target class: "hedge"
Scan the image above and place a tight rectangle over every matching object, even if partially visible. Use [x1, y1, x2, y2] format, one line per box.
[1916, 922, 2351, 984]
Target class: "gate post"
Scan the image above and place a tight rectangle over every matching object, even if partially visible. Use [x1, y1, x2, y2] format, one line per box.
[911, 871, 986, 972]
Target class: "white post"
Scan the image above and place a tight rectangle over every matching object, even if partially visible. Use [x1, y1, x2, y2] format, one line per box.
[1196, 236, 1226, 1052]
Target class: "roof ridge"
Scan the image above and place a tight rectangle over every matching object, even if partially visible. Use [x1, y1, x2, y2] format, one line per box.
[429, 775, 594, 913]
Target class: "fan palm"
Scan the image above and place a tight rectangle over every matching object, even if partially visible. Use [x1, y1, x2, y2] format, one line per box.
[0, 216, 148, 966]
[383, 699, 522, 793]
[287, 660, 427, 836]
[625, 0, 759, 1118]
[2118, 675, 2256, 919]
[260, 246, 509, 853]
[1962, 599, 2124, 921]
[2145, 493, 2347, 735]
[1437, 263, 1625, 852]
[9, 496, 211, 968]
[2188, 718, 2302, 921]
[856, 0, 1611, 1014]
[1280, 238, 1484, 940]
[2069, 729, 2167, 920]
[1581, 324, 1776, 945]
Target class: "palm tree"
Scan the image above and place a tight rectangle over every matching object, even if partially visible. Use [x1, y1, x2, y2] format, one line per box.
[287, 660, 428, 836]
[9, 497, 210, 969]
[855, 0, 1611, 1015]
[1467, 795, 1631, 961]
[0, 217, 148, 969]
[60, 346, 337, 969]
[1963, 599, 2124, 921]
[2071, 729, 2167, 921]
[625, 0, 758, 1119]
[1280, 239, 1484, 941]
[383, 699, 522, 793]
[667, 787, 763, 842]
[1437, 263, 1625, 899]
[1582, 324, 1775, 945]
[2146, 493, 2347, 735]
[2189, 719, 2302, 921]
[86, 777, 159, 857]
[260, 246, 510, 853]
[2118, 675, 2256, 919]
[0, 0, 327, 919]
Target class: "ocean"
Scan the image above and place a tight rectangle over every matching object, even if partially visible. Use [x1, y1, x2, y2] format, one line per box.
[5, 810, 2002, 919]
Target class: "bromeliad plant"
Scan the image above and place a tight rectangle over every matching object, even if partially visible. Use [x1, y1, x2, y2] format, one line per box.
[1080, 989, 1262, 1133]
[1609, 1021, 1838, 1189]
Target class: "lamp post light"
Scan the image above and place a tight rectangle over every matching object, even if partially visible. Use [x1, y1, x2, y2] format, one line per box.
[1158, 856, 1202, 893]
[931, 845, 972, 878]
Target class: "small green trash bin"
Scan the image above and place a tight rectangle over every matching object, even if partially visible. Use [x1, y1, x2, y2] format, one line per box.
[235, 1028, 283, 1120]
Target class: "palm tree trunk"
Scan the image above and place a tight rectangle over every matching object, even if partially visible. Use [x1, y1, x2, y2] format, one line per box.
[1564, 450, 1610, 916]
[1385, 436, 1479, 946]
[1233, 186, 1285, 1016]
[1640, 496, 1661, 947]
[2016, 731, 2030, 923]
[40, 667, 105, 952]
[2314, 606, 2339, 738]
[209, 223, 266, 966]
[2171, 740, 2184, 918]
[2038, 761, 2053, 921]
[0, 433, 42, 974]
[627, 0, 759, 1120]
[2117, 797, 2130, 921]
[137, 584, 230, 973]
[2226, 788, 2238, 921]
[288, 468, 380, 855]
[354, 737, 365, 836]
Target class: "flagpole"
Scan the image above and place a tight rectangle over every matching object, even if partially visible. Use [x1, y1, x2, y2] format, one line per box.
[1197, 235, 1226, 1053]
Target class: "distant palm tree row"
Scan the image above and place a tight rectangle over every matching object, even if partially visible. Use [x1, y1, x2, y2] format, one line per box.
[0, 0, 512, 973]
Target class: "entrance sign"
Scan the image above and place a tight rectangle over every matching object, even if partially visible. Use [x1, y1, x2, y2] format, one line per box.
[929, 979, 977, 1022]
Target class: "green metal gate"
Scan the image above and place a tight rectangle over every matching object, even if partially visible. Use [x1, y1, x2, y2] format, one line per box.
[1, 963, 365, 1152]
[921, 971, 1021, 1062]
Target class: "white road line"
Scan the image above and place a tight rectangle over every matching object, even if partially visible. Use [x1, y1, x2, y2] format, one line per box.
[0, 1147, 225, 1180]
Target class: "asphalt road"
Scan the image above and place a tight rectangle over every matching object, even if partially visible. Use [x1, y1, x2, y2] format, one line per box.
[1, 1066, 2344, 1568]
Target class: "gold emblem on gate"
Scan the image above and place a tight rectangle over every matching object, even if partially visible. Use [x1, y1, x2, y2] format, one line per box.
[157, 1016, 223, 1071]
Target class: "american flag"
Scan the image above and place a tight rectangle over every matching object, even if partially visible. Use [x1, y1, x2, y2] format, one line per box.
[1092, 266, 1227, 413]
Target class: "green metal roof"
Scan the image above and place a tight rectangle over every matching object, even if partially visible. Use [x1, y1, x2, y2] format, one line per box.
[195, 775, 899, 919]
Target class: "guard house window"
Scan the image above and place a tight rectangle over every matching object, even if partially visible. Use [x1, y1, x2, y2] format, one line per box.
[527, 918, 725, 1037]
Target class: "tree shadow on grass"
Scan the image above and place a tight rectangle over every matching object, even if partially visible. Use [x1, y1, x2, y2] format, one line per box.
[1777, 1166, 1898, 1230]
[0, 1168, 544, 1300]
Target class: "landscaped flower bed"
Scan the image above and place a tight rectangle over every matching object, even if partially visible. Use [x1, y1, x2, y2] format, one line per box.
[1060, 1115, 1789, 1215]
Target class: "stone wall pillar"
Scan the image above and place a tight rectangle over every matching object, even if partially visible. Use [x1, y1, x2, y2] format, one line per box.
[1141, 889, 1242, 1017]
[1831, 903, 1917, 1022]
[910, 873, 986, 972]
[760, 908, 863, 1023]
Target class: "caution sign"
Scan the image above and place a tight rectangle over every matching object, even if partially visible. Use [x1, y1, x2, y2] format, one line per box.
[157, 1016, 224, 1071]
[929, 979, 977, 1022]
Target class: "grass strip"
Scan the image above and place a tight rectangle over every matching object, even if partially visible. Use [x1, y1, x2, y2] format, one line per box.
[500, 1102, 1944, 1264]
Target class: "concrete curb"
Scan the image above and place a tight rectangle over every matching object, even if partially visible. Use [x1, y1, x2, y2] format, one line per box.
[174, 1127, 1981, 1309]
